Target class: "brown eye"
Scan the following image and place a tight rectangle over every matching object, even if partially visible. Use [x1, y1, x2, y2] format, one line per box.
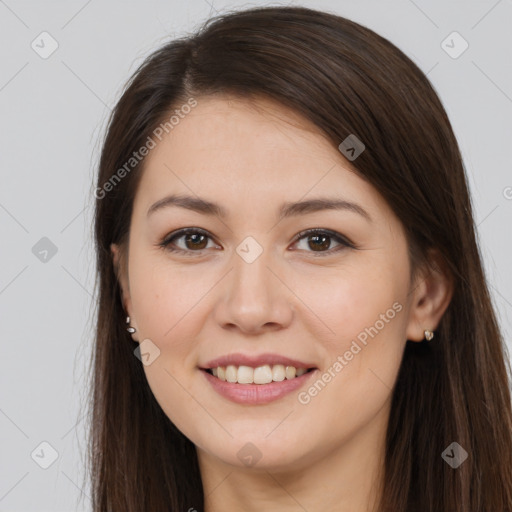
[160, 227, 354, 257]
[305, 233, 331, 251]
[182, 232, 208, 250]
[160, 228, 217, 254]
[292, 229, 353, 255]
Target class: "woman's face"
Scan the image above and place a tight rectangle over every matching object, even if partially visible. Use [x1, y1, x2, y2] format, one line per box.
[114, 94, 425, 472]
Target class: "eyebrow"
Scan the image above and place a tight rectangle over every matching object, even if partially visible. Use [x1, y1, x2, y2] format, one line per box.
[147, 193, 372, 222]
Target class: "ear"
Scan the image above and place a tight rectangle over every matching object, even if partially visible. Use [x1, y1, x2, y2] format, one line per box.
[111, 243, 139, 341]
[405, 249, 454, 342]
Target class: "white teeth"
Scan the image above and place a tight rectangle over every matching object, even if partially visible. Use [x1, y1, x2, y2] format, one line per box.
[225, 365, 237, 383]
[237, 365, 254, 384]
[285, 366, 296, 379]
[208, 364, 310, 384]
[272, 364, 285, 382]
[254, 365, 273, 384]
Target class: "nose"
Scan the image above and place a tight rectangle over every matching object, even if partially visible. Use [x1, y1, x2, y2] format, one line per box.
[213, 246, 294, 335]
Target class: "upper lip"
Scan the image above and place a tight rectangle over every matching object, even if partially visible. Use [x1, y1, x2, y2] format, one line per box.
[201, 353, 316, 370]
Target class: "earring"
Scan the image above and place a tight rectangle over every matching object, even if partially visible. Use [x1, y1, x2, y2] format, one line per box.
[126, 316, 136, 334]
[424, 329, 434, 341]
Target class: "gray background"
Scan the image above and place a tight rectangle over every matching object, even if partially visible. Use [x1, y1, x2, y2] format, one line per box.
[0, 0, 511, 510]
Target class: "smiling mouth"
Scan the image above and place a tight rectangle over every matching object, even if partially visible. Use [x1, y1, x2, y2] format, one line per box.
[203, 364, 316, 385]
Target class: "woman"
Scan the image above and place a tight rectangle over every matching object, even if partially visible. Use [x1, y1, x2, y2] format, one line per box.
[87, 5, 512, 511]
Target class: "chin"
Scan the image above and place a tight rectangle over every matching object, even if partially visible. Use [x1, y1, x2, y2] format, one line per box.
[196, 431, 317, 473]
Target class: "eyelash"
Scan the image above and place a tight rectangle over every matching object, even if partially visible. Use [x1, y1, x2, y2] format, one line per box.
[158, 227, 355, 257]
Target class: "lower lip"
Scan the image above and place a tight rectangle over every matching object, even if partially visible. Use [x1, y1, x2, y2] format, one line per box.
[201, 369, 317, 405]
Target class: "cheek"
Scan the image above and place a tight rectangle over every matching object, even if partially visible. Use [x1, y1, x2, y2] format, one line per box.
[128, 257, 211, 436]
[130, 261, 174, 340]
[294, 259, 408, 411]
[129, 254, 217, 372]
[295, 255, 408, 346]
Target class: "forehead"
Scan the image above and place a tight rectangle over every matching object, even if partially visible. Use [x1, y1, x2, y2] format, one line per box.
[142, 96, 342, 180]
[132, 94, 392, 227]
[158, 94, 338, 161]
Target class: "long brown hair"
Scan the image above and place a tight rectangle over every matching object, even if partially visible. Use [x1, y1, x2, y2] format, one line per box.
[85, 6, 512, 511]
